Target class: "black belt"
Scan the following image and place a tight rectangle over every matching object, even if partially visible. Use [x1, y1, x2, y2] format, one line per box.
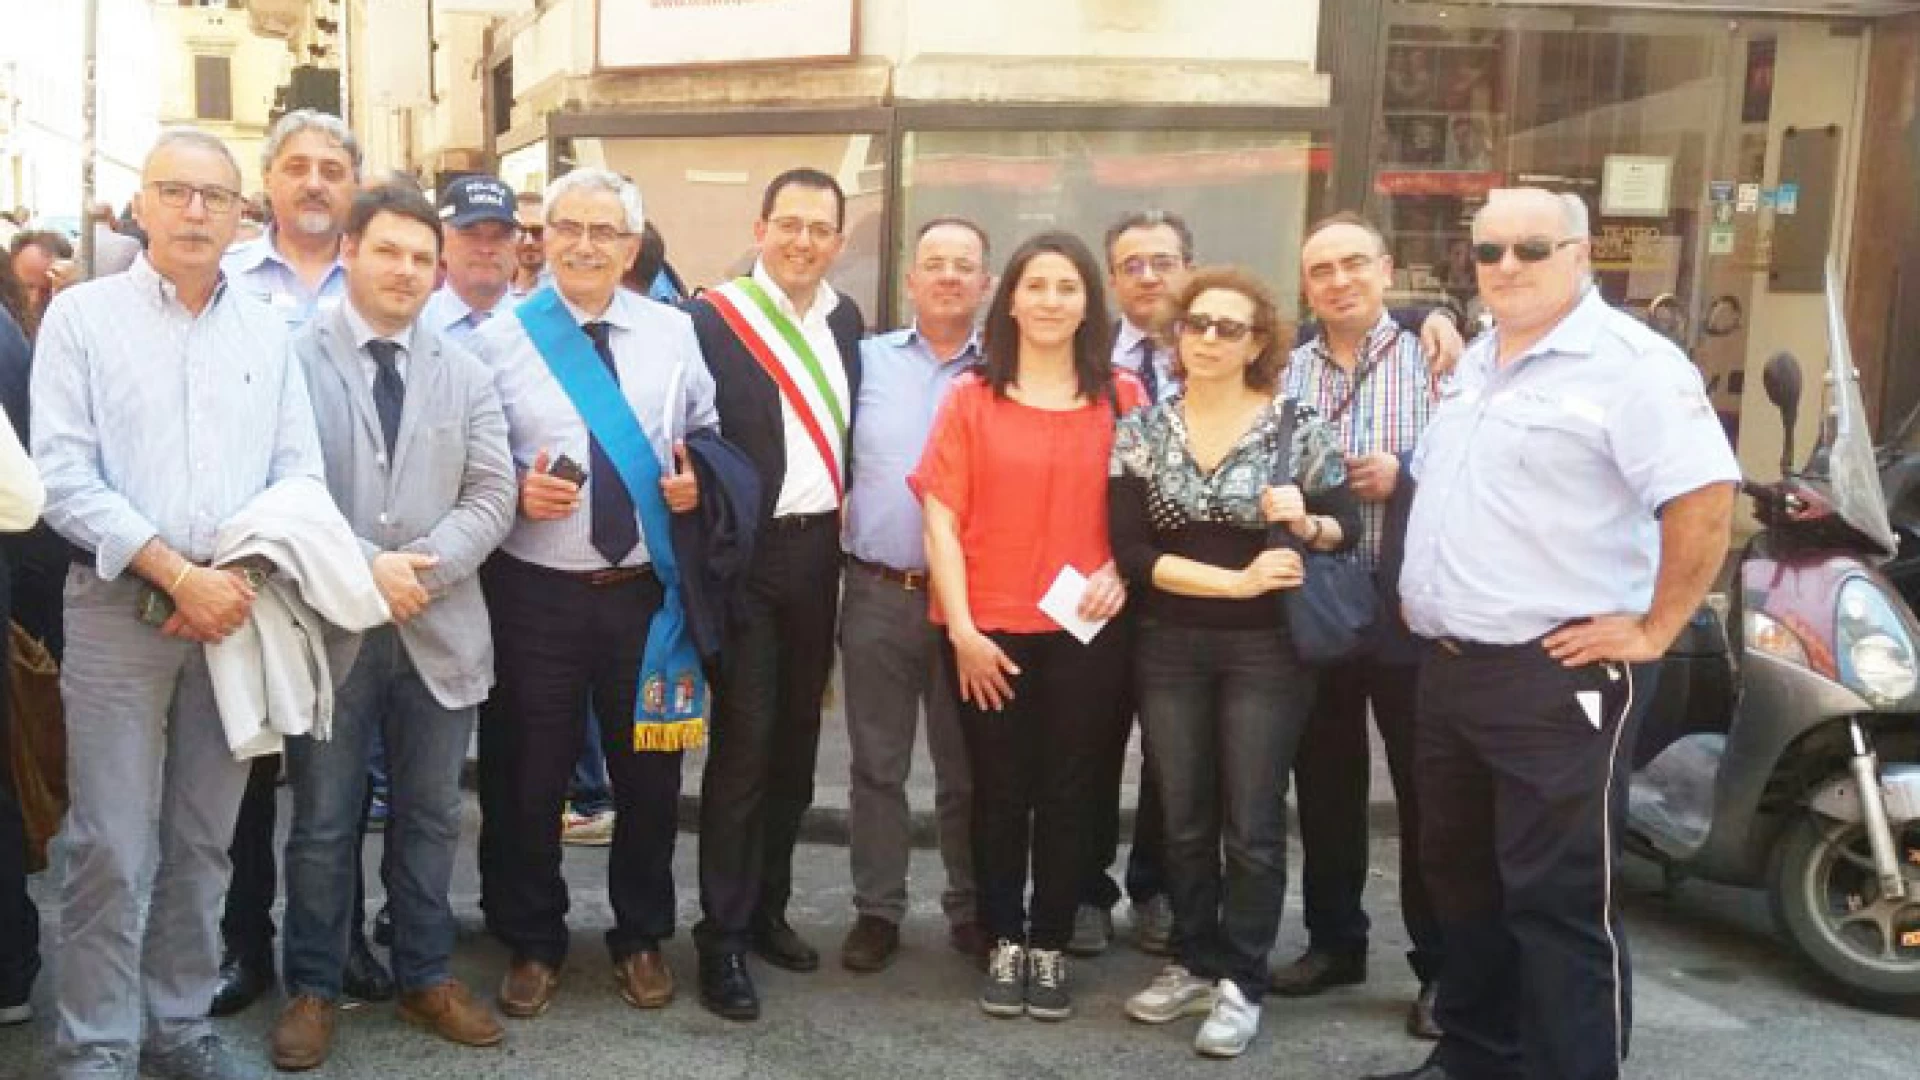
[494, 552, 657, 587]
[767, 510, 837, 533]
[1428, 635, 1544, 658]
[846, 554, 928, 592]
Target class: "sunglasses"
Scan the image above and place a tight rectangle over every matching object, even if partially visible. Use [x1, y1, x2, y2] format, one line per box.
[1175, 313, 1258, 343]
[1472, 237, 1584, 265]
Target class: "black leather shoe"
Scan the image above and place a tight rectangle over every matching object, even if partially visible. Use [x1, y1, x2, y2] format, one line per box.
[1361, 1062, 1457, 1080]
[698, 952, 760, 1022]
[209, 948, 274, 1017]
[751, 917, 820, 973]
[1407, 981, 1442, 1040]
[342, 933, 395, 1002]
[372, 904, 393, 948]
[1270, 947, 1367, 998]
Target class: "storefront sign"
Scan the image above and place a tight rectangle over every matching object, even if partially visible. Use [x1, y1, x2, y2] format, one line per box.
[1591, 225, 1677, 272]
[1775, 183, 1800, 215]
[1709, 226, 1736, 255]
[1600, 155, 1671, 217]
[1737, 183, 1761, 213]
[596, 0, 855, 70]
[1709, 180, 1735, 204]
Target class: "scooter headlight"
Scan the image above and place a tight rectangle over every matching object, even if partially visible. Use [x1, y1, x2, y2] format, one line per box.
[1836, 579, 1920, 708]
[1745, 609, 1809, 666]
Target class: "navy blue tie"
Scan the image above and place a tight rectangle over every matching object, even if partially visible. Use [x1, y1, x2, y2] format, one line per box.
[367, 339, 404, 454]
[584, 321, 639, 566]
[1135, 337, 1161, 403]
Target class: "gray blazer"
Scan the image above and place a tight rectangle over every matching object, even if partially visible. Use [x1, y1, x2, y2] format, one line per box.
[294, 304, 516, 709]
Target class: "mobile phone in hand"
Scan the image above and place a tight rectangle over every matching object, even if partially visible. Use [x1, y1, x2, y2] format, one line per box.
[548, 453, 588, 487]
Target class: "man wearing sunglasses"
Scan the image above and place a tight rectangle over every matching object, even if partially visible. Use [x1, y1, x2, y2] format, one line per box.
[512, 191, 549, 299]
[1273, 213, 1443, 1040]
[1373, 188, 1739, 1080]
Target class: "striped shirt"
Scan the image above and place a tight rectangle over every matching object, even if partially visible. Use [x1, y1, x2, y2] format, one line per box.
[30, 255, 325, 580]
[1283, 311, 1433, 567]
[222, 231, 347, 330]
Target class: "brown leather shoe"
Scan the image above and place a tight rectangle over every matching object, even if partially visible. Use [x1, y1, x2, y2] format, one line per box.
[614, 950, 675, 1009]
[497, 958, 560, 1018]
[399, 979, 505, 1048]
[269, 994, 336, 1071]
[841, 915, 901, 973]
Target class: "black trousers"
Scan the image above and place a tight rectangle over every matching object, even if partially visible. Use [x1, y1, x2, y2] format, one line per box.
[1293, 656, 1441, 979]
[694, 513, 840, 955]
[956, 627, 1129, 950]
[477, 554, 684, 967]
[1418, 642, 1653, 1080]
[1081, 614, 1165, 910]
[0, 551, 40, 1006]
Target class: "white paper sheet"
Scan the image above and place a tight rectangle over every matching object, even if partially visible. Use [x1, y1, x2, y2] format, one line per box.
[1037, 565, 1110, 644]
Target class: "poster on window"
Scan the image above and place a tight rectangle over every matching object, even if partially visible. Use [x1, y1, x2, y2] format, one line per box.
[597, 0, 856, 71]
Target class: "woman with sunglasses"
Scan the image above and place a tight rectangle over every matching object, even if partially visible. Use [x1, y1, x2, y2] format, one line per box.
[1109, 266, 1359, 1058]
[912, 231, 1144, 1022]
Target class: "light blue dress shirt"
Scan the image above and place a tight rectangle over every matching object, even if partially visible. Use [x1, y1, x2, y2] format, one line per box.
[845, 325, 981, 571]
[420, 285, 515, 345]
[221, 231, 348, 330]
[1399, 286, 1741, 644]
[469, 287, 719, 573]
[31, 255, 325, 579]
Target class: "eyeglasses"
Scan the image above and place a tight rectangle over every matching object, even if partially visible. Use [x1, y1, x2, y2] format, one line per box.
[548, 219, 631, 245]
[1471, 237, 1584, 266]
[768, 217, 839, 242]
[1118, 253, 1186, 280]
[147, 180, 243, 215]
[1175, 313, 1258, 342]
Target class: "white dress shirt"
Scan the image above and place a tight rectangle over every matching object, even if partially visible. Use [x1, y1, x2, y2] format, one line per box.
[750, 261, 850, 517]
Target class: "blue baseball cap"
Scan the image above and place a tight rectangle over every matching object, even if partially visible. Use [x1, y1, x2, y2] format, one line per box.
[439, 175, 517, 229]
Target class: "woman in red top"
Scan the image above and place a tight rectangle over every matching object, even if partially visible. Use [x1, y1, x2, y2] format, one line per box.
[912, 231, 1143, 1022]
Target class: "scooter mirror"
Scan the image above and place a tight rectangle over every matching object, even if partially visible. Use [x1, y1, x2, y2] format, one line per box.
[1763, 351, 1803, 473]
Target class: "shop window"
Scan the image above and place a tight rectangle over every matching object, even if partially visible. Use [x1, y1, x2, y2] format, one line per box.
[569, 134, 889, 319]
[896, 128, 1332, 326]
[194, 55, 232, 122]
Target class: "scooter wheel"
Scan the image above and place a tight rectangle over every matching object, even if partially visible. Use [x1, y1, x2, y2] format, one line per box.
[1768, 812, 1920, 1003]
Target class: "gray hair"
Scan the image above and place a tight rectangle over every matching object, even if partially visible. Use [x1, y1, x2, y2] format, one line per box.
[262, 109, 362, 177]
[1474, 187, 1591, 239]
[544, 168, 645, 233]
[144, 128, 243, 185]
[1559, 193, 1591, 239]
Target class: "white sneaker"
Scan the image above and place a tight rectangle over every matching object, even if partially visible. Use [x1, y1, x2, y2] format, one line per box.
[1125, 964, 1216, 1024]
[561, 808, 615, 847]
[0, 1001, 29, 1026]
[1194, 980, 1261, 1058]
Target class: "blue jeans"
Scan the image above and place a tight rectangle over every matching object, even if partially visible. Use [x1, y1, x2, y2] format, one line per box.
[284, 628, 473, 997]
[568, 709, 614, 816]
[1137, 619, 1311, 1001]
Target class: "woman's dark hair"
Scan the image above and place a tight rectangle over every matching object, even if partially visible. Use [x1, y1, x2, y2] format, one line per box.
[0, 249, 37, 340]
[1168, 266, 1291, 392]
[980, 230, 1113, 402]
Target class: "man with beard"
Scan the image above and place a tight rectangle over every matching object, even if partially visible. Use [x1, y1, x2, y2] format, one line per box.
[214, 109, 390, 1016]
[512, 191, 548, 298]
[271, 183, 515, 1070]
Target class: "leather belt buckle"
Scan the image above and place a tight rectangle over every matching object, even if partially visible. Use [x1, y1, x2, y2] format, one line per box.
[582, 566, 650, 587]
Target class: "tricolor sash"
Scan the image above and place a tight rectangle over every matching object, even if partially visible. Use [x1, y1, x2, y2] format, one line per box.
[516, 287, 706, 752]
[705, 277, 848, 500]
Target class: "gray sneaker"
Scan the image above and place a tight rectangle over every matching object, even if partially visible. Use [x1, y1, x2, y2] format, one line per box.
[1132, 894, 1175, 955]
[1025, 948, 1072, 1021]
[140, 1034, 264, 1080]
[979, 940, 1027, 1018]
[1065, 903, 1112, 957]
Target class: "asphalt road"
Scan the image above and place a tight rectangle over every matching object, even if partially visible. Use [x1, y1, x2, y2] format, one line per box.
[7, 799, 1920, 1079]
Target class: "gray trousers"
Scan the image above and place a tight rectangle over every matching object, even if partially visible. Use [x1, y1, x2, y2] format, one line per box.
[54, 567, 252, 1077]
[838, 564, 975, 926]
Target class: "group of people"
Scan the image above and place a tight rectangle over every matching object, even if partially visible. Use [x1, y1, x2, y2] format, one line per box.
[0, 104, 1742, 1080]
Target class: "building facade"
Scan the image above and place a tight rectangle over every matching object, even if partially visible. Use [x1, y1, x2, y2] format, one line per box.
[350, 0, 1920, 482]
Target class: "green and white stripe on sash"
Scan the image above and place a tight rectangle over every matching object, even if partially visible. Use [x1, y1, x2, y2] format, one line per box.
[711, 276, 849, 491]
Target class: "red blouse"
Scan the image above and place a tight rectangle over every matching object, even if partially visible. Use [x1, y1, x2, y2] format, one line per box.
[910, 372, 1146, 634]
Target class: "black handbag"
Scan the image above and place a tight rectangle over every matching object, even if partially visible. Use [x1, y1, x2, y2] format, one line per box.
[1268, 398, 1378, 665]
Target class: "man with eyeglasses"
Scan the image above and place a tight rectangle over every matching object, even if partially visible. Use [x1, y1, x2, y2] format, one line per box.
[686, 167, 863, 1021]
[213, 107, 389, 1020]
[1271, 212, 1443, 1038]
[835, 216, 989, 974]
[467, 168, 717, 1021]
[35, 128, 324, 1080]
[1371, 188, 1738, 1080]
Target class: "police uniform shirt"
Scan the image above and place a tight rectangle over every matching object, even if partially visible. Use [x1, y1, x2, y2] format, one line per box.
[1399, 285, 1741, 645]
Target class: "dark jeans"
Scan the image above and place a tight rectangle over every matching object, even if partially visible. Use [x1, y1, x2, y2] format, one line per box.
[224, 763, 375, 964]
[955, 627, 1128, 951]
[1137, 620, 1309, 1001]
[1294, 656, 1441, 980]
[1418, 644, 1654, 1080]
[694, 514, 840, 955]
[1082, 613, 1165, 910]
[284, 628, 472, 996]
[0, 555, 39, 1007]
[477, 555, 684, 967]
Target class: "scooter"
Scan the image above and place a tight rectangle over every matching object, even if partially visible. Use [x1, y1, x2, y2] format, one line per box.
[1627, 267, 1920, 1002]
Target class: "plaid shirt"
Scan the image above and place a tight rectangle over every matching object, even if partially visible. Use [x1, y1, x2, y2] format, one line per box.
[1283, 312, 1434, 567]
